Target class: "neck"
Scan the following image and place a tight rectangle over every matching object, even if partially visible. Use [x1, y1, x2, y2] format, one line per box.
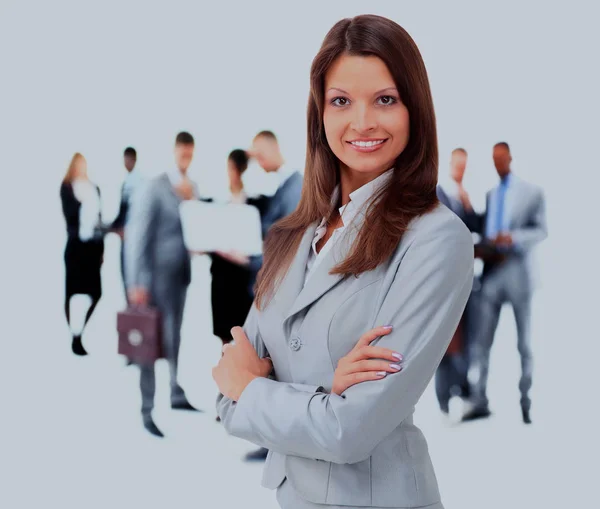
[339, 165, 387, 206]
[230, 181, 243, 194]
[268, 156, 285, 173]
[451, 175, 463, 186]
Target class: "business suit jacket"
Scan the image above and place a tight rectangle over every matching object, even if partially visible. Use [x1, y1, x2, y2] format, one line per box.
[436, 184, 479, 232]
[479, 175, 547, 291]
[218, 204, 474, 507]
[248, 171, 303, 291]
[125, 173, 193, 291]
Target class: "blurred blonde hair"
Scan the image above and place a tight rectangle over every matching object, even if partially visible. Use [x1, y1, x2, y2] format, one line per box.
[63, 152, 87, 183]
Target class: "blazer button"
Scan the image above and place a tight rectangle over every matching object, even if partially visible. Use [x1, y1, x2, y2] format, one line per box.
[289, 337, 302, 351]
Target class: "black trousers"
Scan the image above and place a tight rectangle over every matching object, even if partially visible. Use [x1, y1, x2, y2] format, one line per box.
[435, 354, 470, 412]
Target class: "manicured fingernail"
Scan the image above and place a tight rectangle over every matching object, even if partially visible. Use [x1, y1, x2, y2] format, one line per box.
[376, 371, 387, 377]
[392, 352, 403, 361]
[383, 325, 393, 330]
[390, 364, 402, 371]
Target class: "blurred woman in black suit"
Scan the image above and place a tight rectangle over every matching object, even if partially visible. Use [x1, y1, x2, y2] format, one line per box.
[60, 153, 104, 355]
[210, 149, 268, 345]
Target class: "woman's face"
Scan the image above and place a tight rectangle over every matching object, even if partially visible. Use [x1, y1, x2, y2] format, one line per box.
[323, 54, 410, 178]
[227, 159, 241, 185]
[75, 157, 88, 179]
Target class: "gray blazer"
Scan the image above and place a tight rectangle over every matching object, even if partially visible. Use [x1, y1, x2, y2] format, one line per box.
[125, 173, 195, 290]
[217, 204, 474, 507]
[481, 175, 547, 291]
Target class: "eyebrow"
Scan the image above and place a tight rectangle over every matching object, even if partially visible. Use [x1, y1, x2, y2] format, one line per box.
[327, 86, 398, 95]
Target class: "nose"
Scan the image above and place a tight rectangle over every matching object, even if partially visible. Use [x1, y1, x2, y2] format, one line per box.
[350, 103, 377, 133]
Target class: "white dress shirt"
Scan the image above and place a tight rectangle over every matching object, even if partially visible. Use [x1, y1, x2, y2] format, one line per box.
[230, 190, 248, 204]
[167, 168, 185, 187]
[444, 179, 461, 201]
[122, 168, 143, 203]
[304, 169, 394, 285]
[275, 164, 297, 189]
[72, 178, 101, 242]
[485, 172, 515, 239]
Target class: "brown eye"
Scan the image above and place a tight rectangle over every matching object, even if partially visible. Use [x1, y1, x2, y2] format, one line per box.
[331, 97, 349, 107]
[377, 95, 397, 106]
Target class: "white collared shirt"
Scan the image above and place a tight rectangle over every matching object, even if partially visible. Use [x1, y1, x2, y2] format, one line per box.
[485, 172, 516, 239]
[304, 169, 394, 285]
[72, 178, 101, 241]
[123, 168, 143, 202]
[230, 190, 248, 204]
[167, 168, 185, 187]
[275, 164, 297, 189]
[444, 179, 461, 201]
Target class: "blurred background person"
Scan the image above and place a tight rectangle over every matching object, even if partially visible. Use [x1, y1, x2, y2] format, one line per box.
[435, 148, 478, 419]
[110, 146, 143, 304]
[218, 130, 303, 296]
[464, 142, 547, 424]
[210, 149, 269, 423]
[218, 130, 303, 461]
[210, 149, 268, 348]
[60, 153, 105, 356]
[125, 131, 201, 438]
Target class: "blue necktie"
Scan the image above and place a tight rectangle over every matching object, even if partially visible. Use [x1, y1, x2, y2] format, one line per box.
[494, 179, 508, 235]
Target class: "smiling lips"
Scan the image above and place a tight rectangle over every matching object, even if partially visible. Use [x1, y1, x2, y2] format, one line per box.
[347, 138, 388, 153]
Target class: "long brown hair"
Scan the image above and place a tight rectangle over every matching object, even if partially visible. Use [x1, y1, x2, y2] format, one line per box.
[63, 152, 87, 184]
[255, 15, 439, 308]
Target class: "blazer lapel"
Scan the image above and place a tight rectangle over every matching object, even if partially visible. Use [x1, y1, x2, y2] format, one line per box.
[284, 222, 360, 321]
[272, 223, 318, 316]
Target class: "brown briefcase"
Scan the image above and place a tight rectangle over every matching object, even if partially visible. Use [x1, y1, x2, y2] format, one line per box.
[117, 307, 163, 365]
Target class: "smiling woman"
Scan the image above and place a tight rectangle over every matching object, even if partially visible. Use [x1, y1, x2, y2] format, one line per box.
[323, 56, 410, 177]
[214, 14, 473, 509]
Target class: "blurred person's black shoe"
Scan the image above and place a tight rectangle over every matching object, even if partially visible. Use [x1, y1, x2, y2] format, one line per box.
[244, 447, 268, 461]
[171, 400, 201, 412]
[461, 406, 491, 422]
[459, 382, 471, 400]
[71, 335, 87, 356]
[143, 415, 164, 438]
[215, 415, 221, 422]
[522, 407, 532, 424]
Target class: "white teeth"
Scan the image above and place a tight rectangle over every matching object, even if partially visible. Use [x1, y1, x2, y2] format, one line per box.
[351, 140, 385, 147]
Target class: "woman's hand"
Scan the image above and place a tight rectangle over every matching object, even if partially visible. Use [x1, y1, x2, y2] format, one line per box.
[212, 326, 272, 401]
[128, 287, 149, 307]
[331, 326, 403, 396]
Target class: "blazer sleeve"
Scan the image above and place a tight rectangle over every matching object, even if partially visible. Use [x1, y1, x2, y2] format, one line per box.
[220, 217, 474, 465]
[124, 181, 156, 290]
[511, 188, 547, 250]
[60, 183, 79, 226]
[216, 304, 324, 422]
[111, 183, 128, 230]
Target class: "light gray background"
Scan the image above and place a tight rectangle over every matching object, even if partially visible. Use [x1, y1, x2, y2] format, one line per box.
[1, 1, 598, 508]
